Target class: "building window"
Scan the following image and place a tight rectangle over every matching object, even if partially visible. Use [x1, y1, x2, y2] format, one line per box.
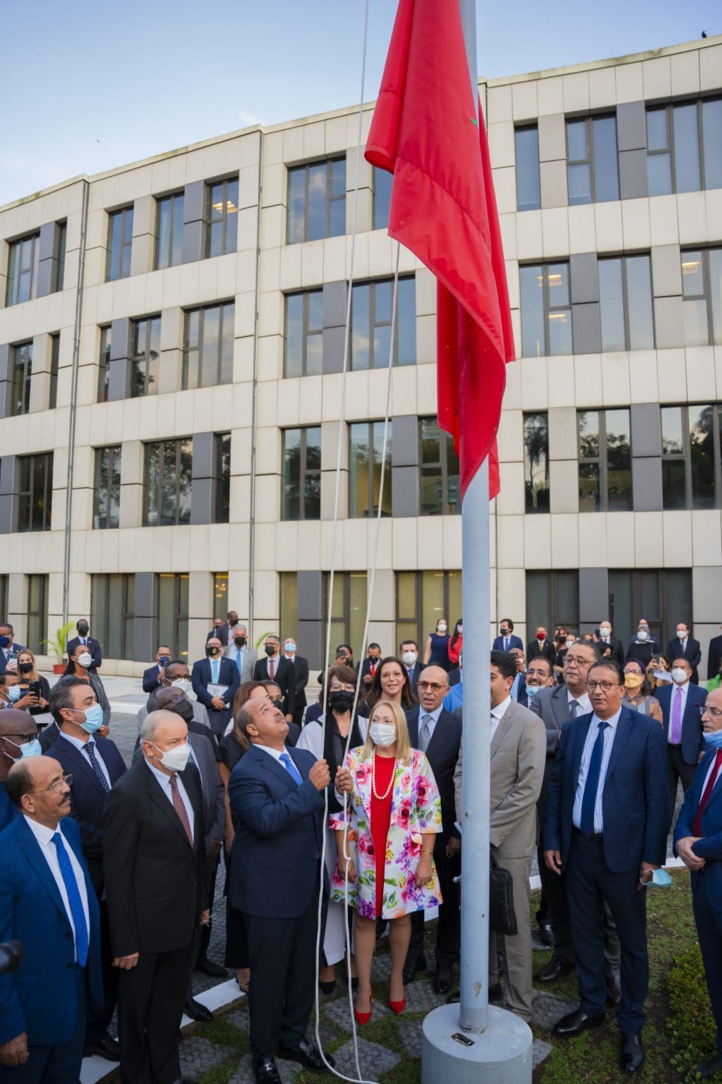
[11, 342, 33, 417]
[598, 255, 655, 352]
[143, 439, 192, 526]
[279, 572, 298, 649]
[287, 158, 346, 243]
[91, 574, 135, 660]
[0, 576, 7, 624]
[523, 412, 550, 513]
[284, 290, 323, 377]
[213, 573, 229, 622]
[396, 570, 462, 654]
[130, 316, 162, 397]
[18, 453, 53, 532]
[681, 248, 722, 347]
[515, 125, 541, 212]
[154, 192, 185, 270]
[608, 568, 691, 648]
[661, 404, 722, 510]
[526, 571, 579, 636]
[55, 221, 67, 292]
[349, 421, 392, 518]
[214, 433, 231, 524]
[49, 333, 60, 409]
[282, 427, 321, 520]
[566, 115, 619, 205]
[6, 232, 39, 306]
[323, 572, 368, 657]
[106, 206, 134, 282]
[578, 408, 632, 512]
[205, 178, 239, 258]
[519, 263, 572, 357]
[373, 166, 392, 230]
[158, 573, 189, 660]
[93, 446, 122, 529]
[26, 575, 48, 655]
[352, 277, 416, 369]
[419, 418, 460, 515]
[182, 302, 234, 390]
[647, 99, 722, 197]
[97, 326, 112, 403]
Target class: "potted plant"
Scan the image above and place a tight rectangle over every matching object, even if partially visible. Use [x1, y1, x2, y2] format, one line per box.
[41, 620, 76, 675]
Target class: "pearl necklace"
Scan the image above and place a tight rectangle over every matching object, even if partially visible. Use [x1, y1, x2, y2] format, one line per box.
[372, 753, 396, 800]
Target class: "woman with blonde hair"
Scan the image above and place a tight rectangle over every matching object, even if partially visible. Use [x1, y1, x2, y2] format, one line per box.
[334, 700, 442, 1024]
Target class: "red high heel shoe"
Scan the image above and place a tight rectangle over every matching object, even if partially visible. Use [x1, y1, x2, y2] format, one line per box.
[388, 995, 406, 1014]
[354, 994, 372, 1026]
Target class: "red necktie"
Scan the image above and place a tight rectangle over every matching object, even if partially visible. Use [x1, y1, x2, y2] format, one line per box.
[371, 662, 377, 677]
[269, 658, 276, 680]
[692, 749, 722, 837]
[169, 774, 194, 846]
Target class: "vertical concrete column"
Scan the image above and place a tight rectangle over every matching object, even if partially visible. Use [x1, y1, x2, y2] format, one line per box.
[119, 440, 145, 529]
[159, 305, 184, 394]
[297, 571, 324, 669]
[391, 414, 420, 518]
[579, 568, 609, 631]
[0, 344, 12, 419]
[0, 456, 20, 534]
[321, 420, 348, 520]
[133, 572, 159, 663]
[29, 333, 53, 413]
[182, 180, 206, 264]
[322, 281, 347, 375]
[130, 195, 155, 276]
[107, 317, 132, 401]
[570, 253, 601, 355]
[616, 101, 648, 200]
[630, 403, 663, 512]
[36, 221, 61, 298]
[191, 432, 216, 525]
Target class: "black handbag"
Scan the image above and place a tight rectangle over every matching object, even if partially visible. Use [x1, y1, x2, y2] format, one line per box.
[489, 855, 517, 936]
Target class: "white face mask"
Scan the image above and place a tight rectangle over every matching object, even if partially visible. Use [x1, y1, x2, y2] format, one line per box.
[369, 723, 397, 748]
[152, 741, 190, 773]
[437, 625, 447, 634]
[637, 630, 649, 642]
[284, 642, 296, 653]
[600, 628, 611, 639]
[671, 667, 689, 685]
[565, 640, 575, 649]
[676, 630, 686, 640]
[78, 652, 93, 668]
[171, 678, 193, 696]
[402, 651, 417, 666]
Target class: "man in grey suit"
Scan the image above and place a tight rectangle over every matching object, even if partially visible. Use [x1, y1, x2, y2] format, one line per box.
[223, 623, 258, 684]
[530, 640, 621, 1002]
[454, 650, 546, 1023]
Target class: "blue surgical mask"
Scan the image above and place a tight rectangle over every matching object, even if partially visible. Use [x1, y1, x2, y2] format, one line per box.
[525, 684, 540, 698]
[703, 729, 722, 749]
[3, 737, 42, 758]
[80, 703, 104, 734]
[649, 869, 672, 888]
[7, 685, 22, 702]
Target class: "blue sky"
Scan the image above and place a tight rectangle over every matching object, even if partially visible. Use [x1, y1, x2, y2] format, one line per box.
[0, 0, 718, 206]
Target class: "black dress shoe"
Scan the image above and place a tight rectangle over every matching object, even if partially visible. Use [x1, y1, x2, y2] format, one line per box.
[539, 919, 555, 946]
[402, 953, 426, 984]
[319, 979, 336, 995]
[554, 1007, 605, 1037]
[195, 955, 228, 978]
[183, 997, 213, 1022]
[536, 955, 575, 983]
[605, 974, 622, 1005]
[84, 1033, 121, 1061]
[621, 1032, 644, 1073]
[489, 982, 504, 1003]
[433, 965, 453, 995]
[253, 1057, 282, 1084]
[277, 1038, 334, 1072]
[696, 1056, 722, 1078]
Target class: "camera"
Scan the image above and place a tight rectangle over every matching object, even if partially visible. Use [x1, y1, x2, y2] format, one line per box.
[0, 941, 24, 976]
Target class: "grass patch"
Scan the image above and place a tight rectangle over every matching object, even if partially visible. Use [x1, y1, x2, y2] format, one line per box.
[196, 1016, 249, 1052]
[666, 945, 720, 1082]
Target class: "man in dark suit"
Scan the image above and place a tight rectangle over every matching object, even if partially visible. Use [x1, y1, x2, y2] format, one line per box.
[404, 665, 462, 994]
[527, 625, 556, 663]
[0, 756, 103, 1081]
[103, 710, 208, 1084]
[283, 637, 309, 728]
[253, 636, 296, 722]
[493, 618, 524, 654]
[597, 621, 625, 668]
[400, 639, 425, 692]
[206, 610, 240, 648]
[45, 678, 127, 1062]
[544, 659, 668, 1074]
[0, 623, 24, 675]
[192, 637, 240, 738]
[224, 623, 258, 684]
[656, 655, 707, 828]
[674, 687, 722, 1080]
[228, 695, 333, 1083]
[66, 618, 102, 671]
[519, 654, 555, 710]
[142, 644, 172, 694]
[666, 622, 702, 685]
[358, 643, 382, 691]
[707, 625, 722, 682]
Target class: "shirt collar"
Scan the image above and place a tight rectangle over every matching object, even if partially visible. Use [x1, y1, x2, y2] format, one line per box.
[144, 757, 173, 790]
[252, 742, 286, 762]
[491, 694, 512, 720]
[421, 704, 444, 724]
[23, 815, 61, 845]
[591, 707, 623, 731]
[60, 729, 90, 752]
[568, 690, 592, 711]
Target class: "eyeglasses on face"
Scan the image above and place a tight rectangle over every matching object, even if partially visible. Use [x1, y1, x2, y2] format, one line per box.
[418, 681, 444, 692]
[586, 680, 622, 693]
[703, 706, 722, 719]
[32, 773, 73, 794]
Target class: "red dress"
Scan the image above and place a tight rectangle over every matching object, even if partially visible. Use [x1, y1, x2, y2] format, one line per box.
[370, 755, 395, 918]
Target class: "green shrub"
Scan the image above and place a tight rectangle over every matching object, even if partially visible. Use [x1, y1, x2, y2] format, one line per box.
[666, 945, 719, 1081]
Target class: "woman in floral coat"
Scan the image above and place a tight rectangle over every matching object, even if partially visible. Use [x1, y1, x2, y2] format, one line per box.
[333, 700, 442, 1022]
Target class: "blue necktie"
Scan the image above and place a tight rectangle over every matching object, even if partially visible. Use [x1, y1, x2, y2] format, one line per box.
[580, 722, 608, 838]
[236, 647, 243, 678]
[212, 659, 219, 684]
[280, 752, 303, 786]
[51, 833, 89, 966]
[85, 740, 110, 793]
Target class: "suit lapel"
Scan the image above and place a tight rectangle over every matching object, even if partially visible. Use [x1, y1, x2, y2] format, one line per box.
[552, 686, 569, 728]
[17, 818, 70, 924]
[143, 763, 194, 847]
[491, 707, 513, 759]
[407, 710, 419, 747]
[604, 708, 633, 784]
[57, 736, 107, 798]
[253, 745, 297, 792]
[571, 716, 593, 786]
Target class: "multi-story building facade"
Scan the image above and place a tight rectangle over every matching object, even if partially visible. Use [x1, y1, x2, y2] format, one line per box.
[0, 35, 720, 675]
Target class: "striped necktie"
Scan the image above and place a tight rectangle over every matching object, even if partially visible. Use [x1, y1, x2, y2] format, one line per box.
[85, 741, 110, 793]
[51, 833, 89, 966]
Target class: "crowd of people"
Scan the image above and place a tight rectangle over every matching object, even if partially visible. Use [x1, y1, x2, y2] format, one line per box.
[0, 610, 721, 1082]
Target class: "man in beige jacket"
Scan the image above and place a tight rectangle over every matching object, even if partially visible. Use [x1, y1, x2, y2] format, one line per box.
[454, 649, 546, 1022]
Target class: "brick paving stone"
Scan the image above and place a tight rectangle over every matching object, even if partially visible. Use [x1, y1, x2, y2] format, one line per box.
[324, 993, 391, 1030]
[397, 1018, 425, 1059]
[532, 1038, 554, 1068]
[333, 1037, 402, 1079]
[370, 952, 393, 981]
[400, 978, 448, 1014]
[228, 1055, 302, 1083]
[531, 990, 578, 1032]
[179, 1035, 236, 1080]
[224, 1007, 250, 1033]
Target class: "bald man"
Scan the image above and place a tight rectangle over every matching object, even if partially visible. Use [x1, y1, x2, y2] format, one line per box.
[103, 710, 208, 1084]
[0, 709, 40, 832]
[0, 757, 102, 1082]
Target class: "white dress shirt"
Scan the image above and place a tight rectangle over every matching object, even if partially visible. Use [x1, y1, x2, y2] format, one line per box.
[418, 704, 444, 749]
[24, 816, 90, 961]
[572, 708, 622, 834]
[490, 695, 512, 743]
[144, 759, 195, 841]
[61, 730, 112, 786]
[567, 690, 592, 716]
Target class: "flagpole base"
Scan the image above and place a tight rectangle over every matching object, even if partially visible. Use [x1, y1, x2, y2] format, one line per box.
[422, 1004, 532, 1084]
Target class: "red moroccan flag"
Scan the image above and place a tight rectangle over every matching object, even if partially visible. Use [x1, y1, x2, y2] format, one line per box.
[365, 0, 515, 498]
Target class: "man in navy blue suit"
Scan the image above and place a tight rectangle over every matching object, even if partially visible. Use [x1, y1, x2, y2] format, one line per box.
[0, 756, 103, 1081]
[674, 686, 722, 1079]
[229, 695, 334, 1084]
[493, 618, 523, 654]
[45, 677, 127, 1062]
[192, 636, 240, 737]
[142, 645, 172, 694]
[656, 655, 707, 828]
[66, 618, 103, 672]
[0, 623, 24, 675]
[544, 659, 668, 1074]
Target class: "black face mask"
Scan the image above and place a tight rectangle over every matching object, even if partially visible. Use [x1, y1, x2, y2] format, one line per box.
[18, 662, 33, 674]
[265, 645, 276, 657]
[77, 625, 89, 637]
[234, 636, 247, 647]
[173, 701, 194, 723]
[0, 635, 9, 648]
[228, 618, 238, 627]
[206, 647, 220, 657]
[271, 697, 284, 709]
[329, 690, 355, 714]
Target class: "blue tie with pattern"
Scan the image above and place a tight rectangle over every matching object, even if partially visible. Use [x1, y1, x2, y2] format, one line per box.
[580, 722, 608, 838]
[280, 752, 303, 785]
[85, 740, 110, 793]
[51, 832, 89, 966]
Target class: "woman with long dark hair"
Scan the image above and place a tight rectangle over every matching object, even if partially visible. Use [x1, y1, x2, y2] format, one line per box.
[58, 643, 111, 731]
[448, 619, 463, 668]
[360, 656, 417, 717]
